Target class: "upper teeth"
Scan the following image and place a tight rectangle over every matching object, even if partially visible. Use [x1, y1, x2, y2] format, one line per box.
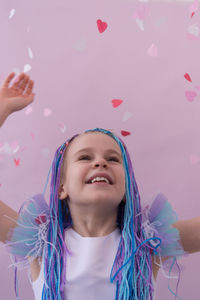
[91, 177, 110, 184]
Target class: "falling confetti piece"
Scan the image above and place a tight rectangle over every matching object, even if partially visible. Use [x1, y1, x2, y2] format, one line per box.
[43, 108, 52, 117]
[133, 5, 150, 20]
[72, 38, 87, 51]
[9, 9, 15, 19]
[30, 132, 35, 140]
[187, 24, 199, 37]
[121, 130, 131, 137]
[14, 158, 20, 166]
[186, 33, 198, 41]
[147, 44, 157, 57]
[28, 47, 34, 59]
[122, 112, 133, 122]
[97, 19, 108, 33]
[112, 99, 123, 108]
[0, 142, 12, 155]
[11, 141, 20, 154]
[190, 154, 200, 165]
[24, 64, 32, 73]
[135, 19, 144, 31]
[59, 123, 67, 133]
[191, 12, 195, 18]
[184, 73, 192, 82]
[185, 90, 197, 102]
[25, 106, 33, 115]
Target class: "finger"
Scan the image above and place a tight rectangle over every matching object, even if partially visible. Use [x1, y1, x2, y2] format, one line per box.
[24, 80, 34, 96]
[2, 72, 16, 88]
[12, 73, 26, 89]
[18, 75, 30, 93]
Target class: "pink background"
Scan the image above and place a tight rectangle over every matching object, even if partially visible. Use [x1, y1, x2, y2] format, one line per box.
[1, 0, 200, 299]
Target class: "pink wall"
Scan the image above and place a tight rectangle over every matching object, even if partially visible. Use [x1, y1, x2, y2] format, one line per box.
[1, 0, 200, 299]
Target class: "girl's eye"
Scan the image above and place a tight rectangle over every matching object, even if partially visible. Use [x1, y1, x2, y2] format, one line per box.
[79, 155, 119, 162]
[108, 157, 119, 162]
[79, 155, 90, 160]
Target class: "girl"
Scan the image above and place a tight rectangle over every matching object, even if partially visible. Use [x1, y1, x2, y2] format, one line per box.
[0, 72, 200, 300]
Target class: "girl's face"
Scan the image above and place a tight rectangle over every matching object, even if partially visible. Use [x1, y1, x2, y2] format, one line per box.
[60, 132, 126, 210]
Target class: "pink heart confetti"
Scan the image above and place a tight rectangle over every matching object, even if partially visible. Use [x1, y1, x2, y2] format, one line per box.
[190, 154, 200, 165]
[43, 108, 52, 117]
[59, 123, 66, 133]
[112, 99, 123, 108]
[30, 132, 35, 140]
[185, 90, 197, 102]
[147, 44, 158, 57]
[184, 73, 192, 82]
[97, 19, 108, 33]
[186, 33, 199, 40]
[14, 158, 20, 167]
[23, 64, 32, 73]
[121, 130, 131, 137]
[25, 106, 33, 115]
[122, 112, 133, 122]
[9, 9, 15, 19]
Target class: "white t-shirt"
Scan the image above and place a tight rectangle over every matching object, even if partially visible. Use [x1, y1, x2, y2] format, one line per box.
[31, 227, 156, 299]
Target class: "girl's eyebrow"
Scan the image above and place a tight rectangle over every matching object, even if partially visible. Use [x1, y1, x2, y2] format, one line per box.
[74, 147, 122, 158]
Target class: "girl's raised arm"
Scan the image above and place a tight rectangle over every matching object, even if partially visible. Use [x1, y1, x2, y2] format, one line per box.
[0, 201, 18, 243]
[0, 72, 35, 127]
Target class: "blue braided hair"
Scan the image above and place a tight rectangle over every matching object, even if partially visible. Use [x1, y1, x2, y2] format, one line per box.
[42, 128, 156, 300]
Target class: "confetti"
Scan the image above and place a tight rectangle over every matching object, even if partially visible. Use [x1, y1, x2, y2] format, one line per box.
[43, 108, 52, 117]
[121, 130, 131, 137]
[184, 73, 192, 82]
[147, 44, 157, 57]
[25, 106, 33, 115]
[30, 132, 35, 140]
[112, 99, 123, 108]
[189, 0, 199, 14]
[28, 47, 34, 59]
[11, 141, 20, 154]
[97, 19, 108, 33]
[135, 19, 144, 31]
[185, 90, 197, 102]
[190, 154, 200, 165]
[14, 158, 20, 167]
[0, 142, 12, 155]
[24, 64, 32, 73]
[187, 24, 199, 37]
[59, 123, 67, 133]
[122, 112, 133, 122]
[9, 9, 15, 20]
[133, 5, 150, 20]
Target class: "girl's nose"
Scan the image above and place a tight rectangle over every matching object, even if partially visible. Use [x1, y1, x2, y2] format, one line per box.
[93, 158, 108, 168]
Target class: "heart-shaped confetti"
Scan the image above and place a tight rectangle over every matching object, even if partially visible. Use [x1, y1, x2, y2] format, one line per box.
[122, 112, 133, 122]
[147, 44, 158, 57]
[14, 158, 20, 166]
[133, 5, 150, 20]
[185, 90, 197, 102]
[112, 99, 123, 108]
[59, 123, 66, 133]
[24, 64, 32, 73]
[30, 132, 35, 140]
[190, 154, 200, 165]
[121, 130, 131, 137]
[9, 9, 15, 19]
[188, 24, 199, 37]
[135, 19, 144, 31]
[28, 47, 34, 59]
[25, 106, 33, 115]
[184, 73, 192, 82]
[44, 108, 52, 117]
[11, 142, 19, 154]
[97, 19, 108, 33]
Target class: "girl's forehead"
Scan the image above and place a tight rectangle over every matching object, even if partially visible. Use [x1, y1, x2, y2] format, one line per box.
[67, 132, 121, 156]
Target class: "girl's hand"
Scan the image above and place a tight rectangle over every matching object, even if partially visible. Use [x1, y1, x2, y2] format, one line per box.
[0, 72, 35, 115]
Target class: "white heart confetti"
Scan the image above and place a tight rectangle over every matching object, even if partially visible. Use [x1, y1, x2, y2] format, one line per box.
[28, 47, 34, 59]
[188, 24, 199, 37]
[135, 19, 144, 31]
[59, 123, 67, 133]
[24, 64, 32, 73]
[44, 108, 52, 117]
[9, 9, 15, 19]
[122, 112, 133, 122]
[25, 106, 33, 115]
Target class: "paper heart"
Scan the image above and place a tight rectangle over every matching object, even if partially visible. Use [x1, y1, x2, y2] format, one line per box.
[190, 154, 200, 165]
[28, 47, 33, 59]
[14, 158, 20, 166]
[184, 73, 192, 82]
[59, 123, 66, 133]
[97, 19, 108, 33]
[43, 108, 52, 117]
[122, 112, 133, 122]
[188, 24, 199, 37]
[147, 44, 158, 57]
[185, 90, 197, 102]
[11, 141, 19, 154]
[30, 132, 35, 140]
[135, 18, 144, 31]
[9, 9, 15, 20]
[121, 130, 131, 137]
[24, 64, 32, 73]
[112, 99, 123, 108]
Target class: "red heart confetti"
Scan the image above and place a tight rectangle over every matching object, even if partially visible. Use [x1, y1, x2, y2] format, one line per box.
[121, 130, 131, 137]
[191, 12, 195, 18]
[184, 73, 192, 82]
[14, 158, 20, 166]
[112, 99, 123, 108]
[35, 214, 47, 224]
[97, 19, 108, 33]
